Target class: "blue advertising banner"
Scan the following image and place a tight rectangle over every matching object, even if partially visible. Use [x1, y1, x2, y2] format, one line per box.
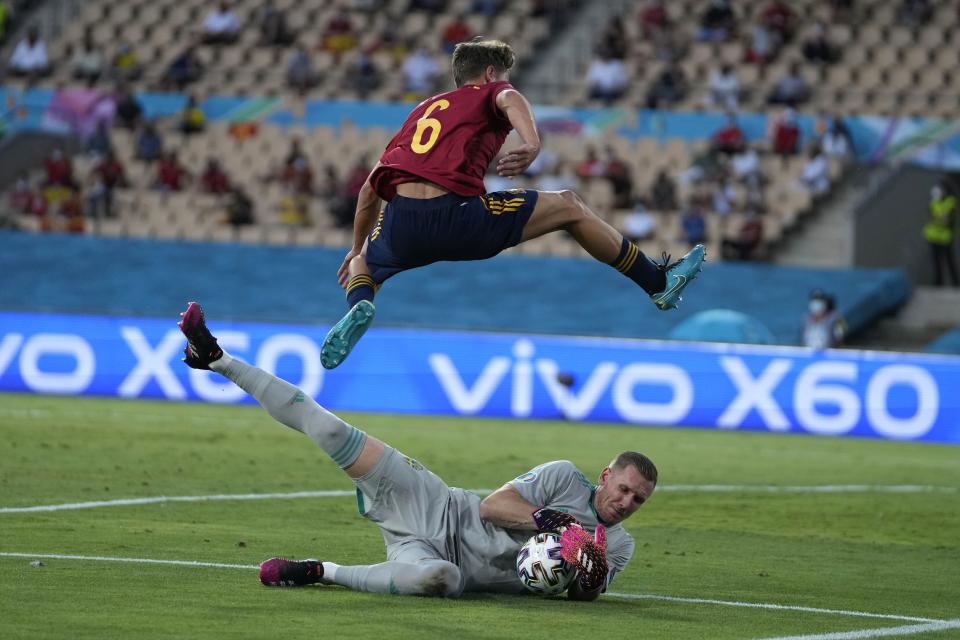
[1, 312, 958, 444]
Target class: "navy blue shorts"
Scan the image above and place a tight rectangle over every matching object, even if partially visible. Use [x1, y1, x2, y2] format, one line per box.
[364, 189, 539, 283]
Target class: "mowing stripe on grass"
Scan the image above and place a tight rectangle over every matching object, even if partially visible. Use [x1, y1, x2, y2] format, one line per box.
[2, 485, 958, 514]
[759, 618, 960, 640]
[0, 552, 945, 625]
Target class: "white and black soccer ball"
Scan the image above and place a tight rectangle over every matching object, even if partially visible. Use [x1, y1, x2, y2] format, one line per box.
[516, 532, 575, 596]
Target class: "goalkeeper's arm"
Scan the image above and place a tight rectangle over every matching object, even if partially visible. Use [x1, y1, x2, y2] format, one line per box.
[478, 484, 540, 530]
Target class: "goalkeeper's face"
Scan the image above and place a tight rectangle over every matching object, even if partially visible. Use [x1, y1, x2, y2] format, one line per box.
[594, 465, 655, 525]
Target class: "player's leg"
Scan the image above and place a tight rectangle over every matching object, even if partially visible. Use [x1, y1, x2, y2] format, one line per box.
[259, 540, 463, 597]
[179, 301, 384, 478]
[322, 237, 377, 370]
[522, 190, 705, 310]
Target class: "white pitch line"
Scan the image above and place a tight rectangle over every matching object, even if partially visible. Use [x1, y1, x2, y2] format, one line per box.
[0, 552, 945, 626]
[758, 618, 960, 640]
[2, 485, 958, 514]
[604, 593, 943, 624]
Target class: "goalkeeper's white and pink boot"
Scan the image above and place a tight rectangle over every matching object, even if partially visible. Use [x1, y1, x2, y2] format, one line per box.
[259, 558, 323, 587]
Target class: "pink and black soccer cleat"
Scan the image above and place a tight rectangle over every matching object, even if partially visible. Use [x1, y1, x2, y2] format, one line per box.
[259, 557, 323, 587]
[178, 302, 223, 370]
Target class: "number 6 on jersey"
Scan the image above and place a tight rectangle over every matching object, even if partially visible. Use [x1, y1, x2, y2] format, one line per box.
[411, 99, 450, 154]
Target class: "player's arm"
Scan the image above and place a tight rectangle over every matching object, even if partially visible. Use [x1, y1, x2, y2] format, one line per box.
[337, 162, 382, 286]
[495, 89, 540, 177]
[478, 484, 539, 530]
[351, 162, 383, 250]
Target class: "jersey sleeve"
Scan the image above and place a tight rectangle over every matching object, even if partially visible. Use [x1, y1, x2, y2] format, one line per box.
[604, 533, 635, 590]
[507, 460, 577, 507]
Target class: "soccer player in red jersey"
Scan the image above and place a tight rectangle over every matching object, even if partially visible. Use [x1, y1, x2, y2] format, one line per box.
[321, 39, 705, 369]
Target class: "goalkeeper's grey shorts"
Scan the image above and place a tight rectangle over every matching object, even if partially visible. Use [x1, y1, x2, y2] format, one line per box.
[352, 445, 457, 558]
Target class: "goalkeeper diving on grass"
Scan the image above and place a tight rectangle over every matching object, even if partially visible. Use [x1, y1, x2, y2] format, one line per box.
[321, 38, 705, 371]
[179, 302, 657, 600]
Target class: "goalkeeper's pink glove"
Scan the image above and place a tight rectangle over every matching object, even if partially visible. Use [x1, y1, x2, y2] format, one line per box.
[531, 507, 580, 533]
[560, 524, 608, 592]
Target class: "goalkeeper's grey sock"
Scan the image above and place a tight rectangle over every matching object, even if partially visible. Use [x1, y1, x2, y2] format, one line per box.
[210, 352, 366, 469]
[326, 561, 463, 597]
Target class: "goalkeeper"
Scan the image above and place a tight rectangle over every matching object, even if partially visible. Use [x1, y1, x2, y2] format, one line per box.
[179, 302, 657, 601]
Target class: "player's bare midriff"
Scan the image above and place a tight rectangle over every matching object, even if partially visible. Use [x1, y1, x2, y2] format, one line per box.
[395, 180, 449, 199]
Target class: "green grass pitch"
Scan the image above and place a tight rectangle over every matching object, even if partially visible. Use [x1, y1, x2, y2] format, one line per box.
[1, 392, 959, 639]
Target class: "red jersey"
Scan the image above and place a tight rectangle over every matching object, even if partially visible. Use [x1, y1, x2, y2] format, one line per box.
[370, 81, 514, 200]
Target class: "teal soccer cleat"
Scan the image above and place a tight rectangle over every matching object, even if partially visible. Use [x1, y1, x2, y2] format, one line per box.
[321, 300, 376, 369]
[650, 244, 706, 310]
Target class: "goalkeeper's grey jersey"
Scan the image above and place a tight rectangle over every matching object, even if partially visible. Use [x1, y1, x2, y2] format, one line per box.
[450, 460, 635, 593]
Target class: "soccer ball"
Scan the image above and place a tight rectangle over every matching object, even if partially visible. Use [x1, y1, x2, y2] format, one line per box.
[516, 532, 575, 595]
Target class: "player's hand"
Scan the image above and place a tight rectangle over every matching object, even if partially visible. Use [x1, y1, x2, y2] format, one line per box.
[337, 248, 360, 288]
[497, 143, 540, 177]
[560, 524, 608, 592]
[532, 507, 580, 533]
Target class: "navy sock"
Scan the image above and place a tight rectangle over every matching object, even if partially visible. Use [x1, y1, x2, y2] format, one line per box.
[610, 238, 666, 295]
[346, 274, 376, 308]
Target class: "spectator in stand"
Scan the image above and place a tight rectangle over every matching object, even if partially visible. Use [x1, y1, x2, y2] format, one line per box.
[801, 289, 846, 349]
[819, 113, 853, 160]
[322, 7, 357, 56]
[770, 108, 801, 155]
[924, 184, 958, 287]
[284, 137, 307, 170]
[111, 43, 142, 83]
[585, 48, 628, 105]
[745, 22, 779, 64]
[402, 47, 440, 99]
[537, 159, 579, 192]
[70, 33, 103, 85]
[645, 63, 687, 109]
[201, 158, 231, 194]
[706, 64, 739, 111]
[575, 146, 605, 181]
[114, 86, 143, 130]
[85, 120, 112, 157]
[164, 44, 203, 90]
[599, 17, 628, 60]
[760, 0, 798, 43]
[604, 146, 634, 209]
[370, 30, 408, 67]
[722, 208, 764, 260]
[802, 22, 838, 65]
[732, 143, 763, 189]
[155, 151, 190, 191]
[710, 113, 746, 155]
[441, 15, 471, 54]
[650, 169, 678, 210]
[225, 187, 255, 226]
[318, 164, 342, 200]
[347, 52, 381, 99]
[135, 121, 163, 162]
[711, 179, 736, 216]
[681, 201, 707, 245]
[8, 26, 50, 79]
[640, 0, 668, 39]
[179, 94, 206, 135]
[201, 1, 241, 45]
[621, 198, 657, 242]
[697, 0, 736, 43]
[259, 0, 294, 46]
[44, 148, 77, 189]
[278, 188, 311, 226]
[767, 62, 810, 107]
[8, 172, 32, 213]
[287, 46, 315, 95]
[898, 0, 932, 27]
[88, 149, 127, 218]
